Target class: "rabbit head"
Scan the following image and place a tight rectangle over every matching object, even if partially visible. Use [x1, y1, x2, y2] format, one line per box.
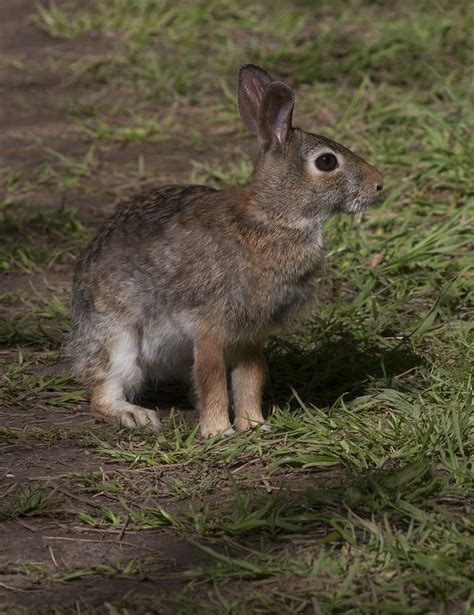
[238, 64, 383, 225]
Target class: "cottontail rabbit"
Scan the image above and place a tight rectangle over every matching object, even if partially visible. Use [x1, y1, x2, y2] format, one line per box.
[69, 64, 383, 437]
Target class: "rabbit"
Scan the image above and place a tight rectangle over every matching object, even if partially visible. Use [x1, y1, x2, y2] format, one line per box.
[68, 64, 383, 438]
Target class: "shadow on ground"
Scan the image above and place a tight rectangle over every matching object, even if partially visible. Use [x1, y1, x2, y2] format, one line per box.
[265, 331, 424, 408]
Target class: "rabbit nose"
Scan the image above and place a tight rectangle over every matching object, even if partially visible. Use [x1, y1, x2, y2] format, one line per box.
[373, 169, 383, 192]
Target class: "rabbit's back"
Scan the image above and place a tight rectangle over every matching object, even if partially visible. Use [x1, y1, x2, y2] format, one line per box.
[73, 184, 223, 313]
[75, 185, 218, 276]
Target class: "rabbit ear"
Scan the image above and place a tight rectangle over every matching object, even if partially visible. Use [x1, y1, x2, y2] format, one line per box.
[258, 81, 295, 150]
[238, 64, 274, 133]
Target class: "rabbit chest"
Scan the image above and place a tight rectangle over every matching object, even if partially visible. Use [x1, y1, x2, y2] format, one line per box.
[215, 221, 324, 336]
[232, 258, 322, 334]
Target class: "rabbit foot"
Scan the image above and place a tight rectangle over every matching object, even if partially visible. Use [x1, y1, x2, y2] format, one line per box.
[235, 416, 268, 432]
[200, 423, 235, 438]
[119, 406, 161, 432]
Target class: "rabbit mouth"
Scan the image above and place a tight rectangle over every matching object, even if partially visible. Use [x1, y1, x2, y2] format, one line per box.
[345, 189, 380, 213]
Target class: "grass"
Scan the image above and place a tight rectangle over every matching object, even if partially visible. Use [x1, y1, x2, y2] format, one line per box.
[0, 208, 89, 274]
[1, 0, 473, 613]
[0, 483, 63, 519]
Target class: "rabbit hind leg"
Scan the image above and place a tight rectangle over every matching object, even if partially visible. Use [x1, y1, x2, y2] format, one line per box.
[89, 328, 160, 433]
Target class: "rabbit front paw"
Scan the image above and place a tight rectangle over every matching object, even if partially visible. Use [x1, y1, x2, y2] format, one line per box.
[200, 423, 235, 438]
[119, 406, 161, 433]
[234, 414, 269, 432]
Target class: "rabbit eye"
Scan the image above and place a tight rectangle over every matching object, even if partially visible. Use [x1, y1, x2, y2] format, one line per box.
[315, 153, 338, 172]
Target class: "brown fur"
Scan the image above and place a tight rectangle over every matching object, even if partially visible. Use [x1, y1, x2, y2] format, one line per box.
[193, 324, 232, 437]
[231, 342, 266, 432]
